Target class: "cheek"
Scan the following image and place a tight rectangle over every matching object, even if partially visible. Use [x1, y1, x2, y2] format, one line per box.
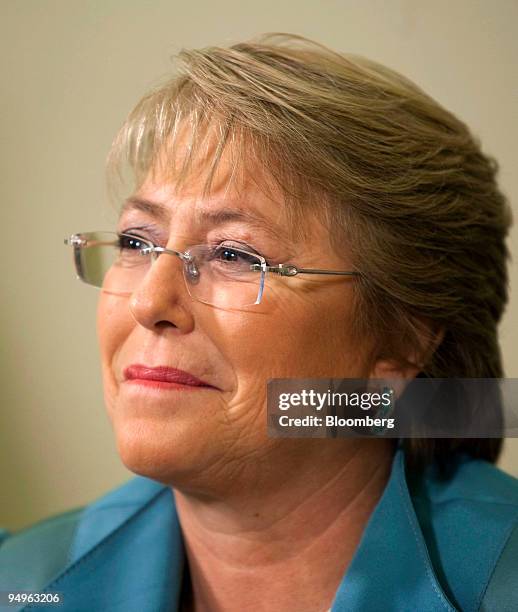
[205, 284, 365, 389]
[96, 293, 133, 382]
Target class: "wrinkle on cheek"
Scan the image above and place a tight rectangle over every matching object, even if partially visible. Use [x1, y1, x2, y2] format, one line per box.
[196, 394, 268, 482]
[264, 280, 352, 320]
[208, 422, 273, 484]
[214, 383, 269, 448]
[220, 391, 265, 432]
[267, 275, 346, 296]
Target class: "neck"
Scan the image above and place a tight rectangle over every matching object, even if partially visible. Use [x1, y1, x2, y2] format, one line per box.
[173, 439, 395, 612]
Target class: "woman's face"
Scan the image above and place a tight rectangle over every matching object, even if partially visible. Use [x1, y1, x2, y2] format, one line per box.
[97, 150, 379, 492]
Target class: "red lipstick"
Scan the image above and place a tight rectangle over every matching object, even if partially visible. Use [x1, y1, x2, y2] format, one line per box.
[123, 364, 215, 391]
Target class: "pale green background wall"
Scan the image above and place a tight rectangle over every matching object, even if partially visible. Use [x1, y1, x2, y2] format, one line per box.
[2, 0, 517, 531]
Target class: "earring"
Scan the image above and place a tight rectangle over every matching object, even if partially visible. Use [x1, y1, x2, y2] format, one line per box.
[369, 386, 395, 436]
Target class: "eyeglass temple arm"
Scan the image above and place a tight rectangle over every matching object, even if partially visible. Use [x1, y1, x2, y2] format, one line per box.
[288, 268, 360, 276]
[63, 236, 360, 278]
[251, 263, 360, 277]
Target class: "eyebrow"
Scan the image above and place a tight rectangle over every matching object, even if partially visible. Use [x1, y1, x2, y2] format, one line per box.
[120, 196, 290, 241]
[120, 197, 170, 223]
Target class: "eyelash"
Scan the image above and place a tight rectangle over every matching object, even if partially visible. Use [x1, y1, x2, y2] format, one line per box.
[119, 225, 163, 244]
[119, 227, 272, 264]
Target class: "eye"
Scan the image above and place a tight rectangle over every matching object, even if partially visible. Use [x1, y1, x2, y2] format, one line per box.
[216, 247, 240, 263]
[115, 234, 153, 264]
[117, 233, 149, 251]
[211, 244, 262, 267]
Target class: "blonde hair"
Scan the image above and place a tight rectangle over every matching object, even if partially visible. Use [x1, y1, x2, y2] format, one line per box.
[107, 33, 512, 471]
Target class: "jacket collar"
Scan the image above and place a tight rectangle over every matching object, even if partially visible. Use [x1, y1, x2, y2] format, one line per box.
[33, 448, 457, 611]
[330, 448, 456, 610]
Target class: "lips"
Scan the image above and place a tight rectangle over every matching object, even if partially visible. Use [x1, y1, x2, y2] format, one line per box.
[123, 364, 214, 388]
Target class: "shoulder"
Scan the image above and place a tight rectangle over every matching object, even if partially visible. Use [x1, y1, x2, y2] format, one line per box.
[0, 507, 85, 592]
[418, 454, 518, 540]
[425, 454, 518, 508]
[412, 454, 518, 611]
[412, 452, 518, 524]
[0, 507, 85, 556]
[0, 475, 166, 591]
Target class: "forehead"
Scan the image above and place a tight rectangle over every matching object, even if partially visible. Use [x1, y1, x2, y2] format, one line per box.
[122, 165, 286, 227]
[119, 131, 305, 242]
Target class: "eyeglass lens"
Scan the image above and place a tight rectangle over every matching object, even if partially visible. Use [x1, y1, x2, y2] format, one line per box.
[74, 232, 264, 308]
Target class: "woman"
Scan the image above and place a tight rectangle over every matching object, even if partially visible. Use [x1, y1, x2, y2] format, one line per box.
[1, 33, 517, 612]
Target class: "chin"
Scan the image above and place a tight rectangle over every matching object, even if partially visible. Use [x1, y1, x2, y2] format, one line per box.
[111, 417, 212, 487]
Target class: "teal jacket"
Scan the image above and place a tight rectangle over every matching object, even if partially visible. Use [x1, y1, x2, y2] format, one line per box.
[1, 447, 517, 611]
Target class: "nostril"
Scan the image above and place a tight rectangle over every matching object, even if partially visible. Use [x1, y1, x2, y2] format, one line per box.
[155, 320, 177, 329]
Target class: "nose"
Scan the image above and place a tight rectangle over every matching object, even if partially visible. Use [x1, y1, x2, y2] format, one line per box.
[128, 247, 195, 333]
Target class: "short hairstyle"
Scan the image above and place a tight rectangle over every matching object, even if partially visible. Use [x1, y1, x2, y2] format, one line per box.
[107, 33, 513, 474]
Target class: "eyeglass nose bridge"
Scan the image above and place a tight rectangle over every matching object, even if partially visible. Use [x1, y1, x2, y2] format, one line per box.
[140, 244, 200, 284]
[140, 244, 189, 260]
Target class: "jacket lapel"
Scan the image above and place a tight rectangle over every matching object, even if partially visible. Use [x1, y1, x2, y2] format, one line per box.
[330, 449, 457, 611]
[24, 479, 185, 612]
